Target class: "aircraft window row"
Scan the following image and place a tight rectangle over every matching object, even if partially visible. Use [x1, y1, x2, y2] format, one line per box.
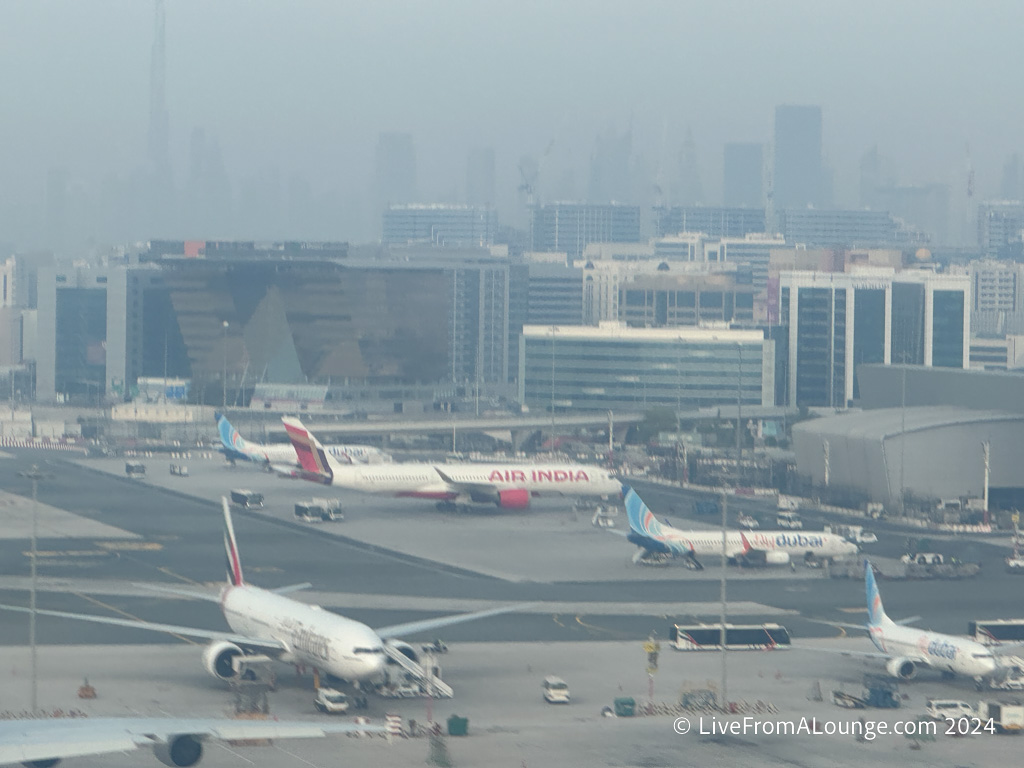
[354, 647, 385, 654]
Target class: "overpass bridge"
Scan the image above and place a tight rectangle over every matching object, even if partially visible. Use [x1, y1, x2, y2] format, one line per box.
[256, 411, 645, 449]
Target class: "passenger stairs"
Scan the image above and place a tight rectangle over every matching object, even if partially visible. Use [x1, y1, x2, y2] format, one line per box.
[383, 644, 454, 698]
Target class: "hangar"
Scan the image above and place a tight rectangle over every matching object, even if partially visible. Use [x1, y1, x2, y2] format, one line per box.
[791, 406, 1024, 509]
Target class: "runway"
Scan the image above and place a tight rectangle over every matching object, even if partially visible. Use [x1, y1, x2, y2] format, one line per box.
[0, 450, 1019, 649]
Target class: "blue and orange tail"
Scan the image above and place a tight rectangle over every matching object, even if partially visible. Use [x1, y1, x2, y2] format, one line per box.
[222, 497, 244, 586]
[865, 559, 890, 627]
[624, 488, 667, 539]
[216, 412, 252, 462]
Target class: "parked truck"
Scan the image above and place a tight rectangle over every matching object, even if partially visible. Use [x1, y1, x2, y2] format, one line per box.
[976, 700, 1024, 733]
[294, 498, 344, 523]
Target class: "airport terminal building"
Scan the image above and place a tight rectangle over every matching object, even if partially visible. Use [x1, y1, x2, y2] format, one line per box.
[518, 322, 773, 414]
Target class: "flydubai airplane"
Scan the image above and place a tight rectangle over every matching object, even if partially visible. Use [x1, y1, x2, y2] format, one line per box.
[216, 412, 391, 468]
[624, 487, 858, 568]
[0, 716, 382, 768]
[0, 499, 526, 689]
[811, 560, 1013, 685]
[282, 417, 623, 511]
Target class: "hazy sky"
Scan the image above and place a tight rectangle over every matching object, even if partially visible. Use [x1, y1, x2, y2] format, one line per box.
[1, 0, 1022, 246]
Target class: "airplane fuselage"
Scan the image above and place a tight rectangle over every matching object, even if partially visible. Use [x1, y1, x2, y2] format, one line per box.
[869, 622, 998, 678]
[329, 463, 622, 500]
[633, 528, 857, 560]
[220, 586, 385, 681]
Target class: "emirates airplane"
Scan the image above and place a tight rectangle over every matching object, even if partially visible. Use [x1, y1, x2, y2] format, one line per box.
[282, 417, 623, 510]
[0, 499, 526, 689]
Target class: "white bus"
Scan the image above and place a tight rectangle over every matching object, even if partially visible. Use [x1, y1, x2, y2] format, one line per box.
[669, 623, 791, 651]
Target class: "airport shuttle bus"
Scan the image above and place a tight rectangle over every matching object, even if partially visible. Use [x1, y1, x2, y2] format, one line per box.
[669, 623, 791, 651]
[968, 618, 1024, 645]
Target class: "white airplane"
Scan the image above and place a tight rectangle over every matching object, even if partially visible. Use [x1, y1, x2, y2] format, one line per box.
[0, 716, 382, 767]
[624, 487, 858, 568]
[282, 417, 623, 511]
[0, 498, 526, 688]
[216, 412, 391, 468]
[813, 559, 1011, 686]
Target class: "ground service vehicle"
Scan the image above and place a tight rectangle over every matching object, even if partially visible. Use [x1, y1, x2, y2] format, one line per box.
[230, 489, 264, 509]
[542, 676, 571, 703]
[969, 619, 1024, 645]
[976, 700, 1024, 732]
[925, 699, 974, 720]
[670, 623, 791, 651]
[314, 688, 349, 714]
[125, 461, 146, 477]
[294, 499, 343, 522]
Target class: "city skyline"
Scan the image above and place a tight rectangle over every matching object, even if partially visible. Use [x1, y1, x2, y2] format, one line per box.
[2, 1, 1023, 250]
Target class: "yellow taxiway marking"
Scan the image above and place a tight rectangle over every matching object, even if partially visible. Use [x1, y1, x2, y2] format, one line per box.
[574, 615, 617, 636]
[70, 590, 197, 646]
[95, 541, 163, 551]
[25, 550, 110, 558]
[552, 614, 565, 628]
[156, 566, 203, 586]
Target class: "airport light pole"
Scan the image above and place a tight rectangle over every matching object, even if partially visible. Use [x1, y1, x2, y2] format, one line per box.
[549, 326, 558, 454]
[719, 489, 728, 713]
[20, 465, 45, 714]
[221, 320, 229, 409]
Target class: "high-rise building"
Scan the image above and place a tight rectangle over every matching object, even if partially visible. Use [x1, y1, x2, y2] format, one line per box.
[531, 203, 641, 260]
[383, 204, 498, 246]
[779, 209, 927, 248]
[375, 133, 417, 206]
[466, 147, 496, 207]
[773, 105, 824, 209]
[655, 206, 766, 238]
[588, 127, 633, 204]
[978, 201, 1024, 256]
[723, 143, 763, 208]
[779, 269, 969, 407]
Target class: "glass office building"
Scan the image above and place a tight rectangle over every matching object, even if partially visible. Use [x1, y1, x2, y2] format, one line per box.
[519, 323, 772, 413]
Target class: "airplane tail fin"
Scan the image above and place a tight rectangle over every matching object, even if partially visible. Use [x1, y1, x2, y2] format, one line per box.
[222, 497, 244, 587]
[865, 559, 890, 626]
[624, 487, 667, 539]
[282, 417, 341, 483]
[216, 412, 253, 460]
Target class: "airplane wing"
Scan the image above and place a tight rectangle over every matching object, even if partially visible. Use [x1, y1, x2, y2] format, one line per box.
[789, 644, 899, 661]
[434, 468, 499, 504]
[0, 716, 383, 766]
[374, 603, 535, 640]
[134, 583, 222, 602]
[0, 603, 286, 654]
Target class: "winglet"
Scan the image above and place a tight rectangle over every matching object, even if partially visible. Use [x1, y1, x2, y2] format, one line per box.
[222, 497, 244, 586]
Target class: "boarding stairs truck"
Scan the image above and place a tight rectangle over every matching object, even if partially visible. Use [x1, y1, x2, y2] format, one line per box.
[381, 644, 453, 699]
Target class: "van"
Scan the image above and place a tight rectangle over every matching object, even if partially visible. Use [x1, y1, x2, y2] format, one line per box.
[542, 676, 571, 704]
[230, 489, 264, 510]
[925, 699, 974, 720]
[776, 511, 803, 529]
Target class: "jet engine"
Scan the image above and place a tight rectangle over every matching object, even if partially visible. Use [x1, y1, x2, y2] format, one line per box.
[201, 640, 244, 680]
[764, 551, 790, 565]
[886, 656, 918, 679]
[154, 735, 203, 767]
[497, 489, 531, 509]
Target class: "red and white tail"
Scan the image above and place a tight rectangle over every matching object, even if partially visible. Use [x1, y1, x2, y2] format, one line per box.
[222, 497, 244, 586]
[282, 416, 338, 483]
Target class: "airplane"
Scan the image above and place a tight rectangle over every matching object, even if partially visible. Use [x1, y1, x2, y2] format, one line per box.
[809, 559, 1014, 686]
[282, 417, 623, 511]
[0, 716, 383, 767]
[623, 487, 858, 568]
[215, 412, 391, 468]
[0, 498, 527, 690]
